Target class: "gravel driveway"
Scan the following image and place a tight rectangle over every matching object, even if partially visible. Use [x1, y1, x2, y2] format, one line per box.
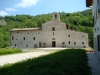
[0, 52, 49, 66]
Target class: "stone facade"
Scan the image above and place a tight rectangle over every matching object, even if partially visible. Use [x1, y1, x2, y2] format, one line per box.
[10, 12, 88, 48]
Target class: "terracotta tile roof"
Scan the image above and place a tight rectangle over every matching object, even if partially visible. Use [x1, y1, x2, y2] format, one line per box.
[10, 28, 42, 31]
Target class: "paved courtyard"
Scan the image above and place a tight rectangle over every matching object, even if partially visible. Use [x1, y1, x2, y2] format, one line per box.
[87, 52, 100, 75]
[0, 52, 49, 66]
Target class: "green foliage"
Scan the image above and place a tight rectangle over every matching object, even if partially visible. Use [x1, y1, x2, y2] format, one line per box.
[0, 48, 22, 55]
[0, 49, 91, 75]
[0, 9, 93, 48]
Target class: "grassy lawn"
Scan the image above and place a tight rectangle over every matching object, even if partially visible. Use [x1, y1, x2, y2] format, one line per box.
[0, 48, 22, 55]
[0, 49, 91, 75]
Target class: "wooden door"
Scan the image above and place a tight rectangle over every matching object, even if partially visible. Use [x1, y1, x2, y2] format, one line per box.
[52, 41, 56, 47]
[39, 42, 42, 47]
[34, 44, 37, 48]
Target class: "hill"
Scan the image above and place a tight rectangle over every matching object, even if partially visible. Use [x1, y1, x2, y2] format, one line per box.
[0, 9, 93, 48]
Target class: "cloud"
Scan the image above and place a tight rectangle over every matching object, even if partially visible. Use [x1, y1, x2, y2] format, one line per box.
[0, 11, 8, 16]
[5, 8, 18, 12]
[15, 0, 39, 8]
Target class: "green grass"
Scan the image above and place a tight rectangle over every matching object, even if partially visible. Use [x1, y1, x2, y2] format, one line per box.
[0, 48, 22, 55]
[0, 49, 91, 75]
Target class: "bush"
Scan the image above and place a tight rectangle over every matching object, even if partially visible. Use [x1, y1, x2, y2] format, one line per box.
[0, 48, 22, 55]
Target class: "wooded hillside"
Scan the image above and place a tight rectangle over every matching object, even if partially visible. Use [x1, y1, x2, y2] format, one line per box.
[0, 9, 93, 48]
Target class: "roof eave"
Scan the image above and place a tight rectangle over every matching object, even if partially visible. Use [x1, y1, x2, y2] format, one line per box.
[86, 0, 93, 7]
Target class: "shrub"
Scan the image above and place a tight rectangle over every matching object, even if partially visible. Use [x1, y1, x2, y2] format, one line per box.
[0, 48, 22, 55]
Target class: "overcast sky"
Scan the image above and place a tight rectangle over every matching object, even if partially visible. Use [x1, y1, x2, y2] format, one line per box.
[0, 0, 90, 16]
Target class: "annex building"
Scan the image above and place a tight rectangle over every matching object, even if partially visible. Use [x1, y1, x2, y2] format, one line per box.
[10, 12, 88, 48]
[86, 0, 100, 60]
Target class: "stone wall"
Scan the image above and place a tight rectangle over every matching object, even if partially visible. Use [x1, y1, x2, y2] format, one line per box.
[10, 30, 41, 48]
[66, 30, 88, 48]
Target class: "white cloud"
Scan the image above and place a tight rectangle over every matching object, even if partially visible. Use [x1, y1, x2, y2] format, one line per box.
[0, 11, 8, 16]
[15, 0, 39, 8]
[5, 8, 18, 12]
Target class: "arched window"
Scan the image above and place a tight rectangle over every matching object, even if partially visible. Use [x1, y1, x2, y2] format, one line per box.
[52, 38, 55, 40]
[55, 14, 57, 20]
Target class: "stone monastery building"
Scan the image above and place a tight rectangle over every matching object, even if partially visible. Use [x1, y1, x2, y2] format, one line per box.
[10, 12, 88, 48]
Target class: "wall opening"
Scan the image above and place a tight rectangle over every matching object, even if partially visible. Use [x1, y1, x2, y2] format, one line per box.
[52, 27, 55, 31]
[82, 42, 84, 44]
[23, 37, 25, 40]
[66, 24, 68, 29]
[33, 37, 35, 40]
[52, 38, 55, 40]
[15, 44, 16, 46]
[26, 45, 28, 47]
[82, 35, 84, 37]
[39, 42, 42, 47]
[68, 41, 70, 44]
[55, 14, 57, 20]
[52, 41, 56, 47]
[34, 44, 37, 48]
[53, 32, 54, 36]
[74, 42, 76, 45]
[68, 35, 70, 37]
[97, 35, 100, 51]
[12, 36, 14, 40]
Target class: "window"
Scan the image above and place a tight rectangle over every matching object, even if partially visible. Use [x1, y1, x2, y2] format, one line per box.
[33, 37, 35, 40]
[74, 42, 76, 45]
[68, 41, 70, 44]
[82, 42, 84, 44]
[43, 43, 46, 45]
[68, 35, 70, 37]
[97, 0, 100, 13]
[15, 44, 16, 46]
[97, 35, 100, 51]
[94, 13, 96, 24]
[96, 6, 98, 19]
[26, 45, 28, 47]
[12, 36, 14, 40]
[66, 24, 68, 29]
[52, 38, 55, 40]
[93, 17, 94, 26]
[82, 35, 84, 37]
[52, 27, 55, 31]
[23, 37, 25, 40]
[55, 14, 57, 20]
[53, 32, 54, 36]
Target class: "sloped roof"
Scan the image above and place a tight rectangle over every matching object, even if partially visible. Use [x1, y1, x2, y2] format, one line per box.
[67, 29, 88, 34]
[86, 0, 93, 7]
[10, 28, 42, 31]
